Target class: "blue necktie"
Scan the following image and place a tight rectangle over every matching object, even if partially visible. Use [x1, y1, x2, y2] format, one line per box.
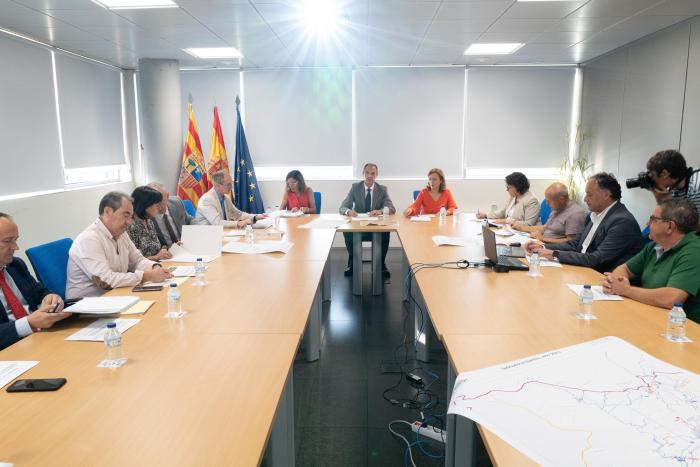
[365, 188, 371, 213]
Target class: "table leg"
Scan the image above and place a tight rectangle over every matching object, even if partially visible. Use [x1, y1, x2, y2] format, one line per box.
[352, 233, 362, 296]
[402, 250, 409, 302]
[414, 287, 430, 363]
[303, 286, 321, 362]
[322, 258, 331, 302]
[372, 232, 383, 295]
[264, 370, 295, 467]
[445, 413, 476, 467]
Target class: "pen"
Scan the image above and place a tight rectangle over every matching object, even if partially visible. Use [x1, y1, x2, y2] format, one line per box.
[51, 302, 61, 313]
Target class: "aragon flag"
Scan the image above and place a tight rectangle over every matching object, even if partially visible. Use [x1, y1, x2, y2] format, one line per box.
[207, 106, 230, 188]
[177, 103, 208, 206]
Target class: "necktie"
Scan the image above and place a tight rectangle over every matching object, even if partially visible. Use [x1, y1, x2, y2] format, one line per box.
[220, 197, 227, 220]
[0, 270, 28, 320]
[163, 213, 179, 243]
[365, 188, 372, 213]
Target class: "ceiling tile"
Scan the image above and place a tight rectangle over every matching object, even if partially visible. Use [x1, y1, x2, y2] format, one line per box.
[11, 0, 99, 9]
[180, 2, 262, 23]
[502, 1, 586, 20]
[19, 23, 104, 42]
[641, 0, 700, 16]
[531, 30, 594, 44]
[43, 7, 131, 27]
[487, 18, 557, 33]
[477, 31, 535, 42]
[367, 18, 430, 36]
[568, 0, 662, 18]
[113, 7, 201, 28]
[413, 43, 462, 64]
[370, 0, 440, 20]
[435, 1, 510, 21]
[554, 16, 626, 32]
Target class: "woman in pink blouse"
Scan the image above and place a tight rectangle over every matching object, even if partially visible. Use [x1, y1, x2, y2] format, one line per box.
[279, 170, 317, 214]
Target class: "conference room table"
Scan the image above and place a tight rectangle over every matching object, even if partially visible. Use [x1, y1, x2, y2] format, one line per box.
[0, 212, 696, 466]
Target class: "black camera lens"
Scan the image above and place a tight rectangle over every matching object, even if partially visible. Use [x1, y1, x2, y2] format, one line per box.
[626, 171, 653, 190]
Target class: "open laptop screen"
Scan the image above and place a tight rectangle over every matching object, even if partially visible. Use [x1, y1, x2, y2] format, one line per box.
[482, 224, 498, 263]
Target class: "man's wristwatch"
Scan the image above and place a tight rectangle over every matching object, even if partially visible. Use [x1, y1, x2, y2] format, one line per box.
[153, 263, 163, 269]
[552, 250, 560, 259]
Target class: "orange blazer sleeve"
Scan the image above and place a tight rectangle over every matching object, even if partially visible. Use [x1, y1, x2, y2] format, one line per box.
[444, 189, 458, 215]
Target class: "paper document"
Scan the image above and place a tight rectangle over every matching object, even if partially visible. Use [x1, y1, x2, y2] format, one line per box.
[142, 277, 188, 287]
[496, 233, 532, 246]
[121, 300, 155, 315]
[66, 318, 140, 341]
[494, 229, 514, 237]
[222, 240, 294, 254]
[167, 265, 202, 277]
[432, 236, 467, 247]
[0, 361, 39, 389]
[223, 230, 246, 237]
[64, 296, 139, 314]
[449, 336, 700, 466]
[410, 216, 431, 222]
[351, 216, 378, 221]
[281, 210, 304, 218]
[162, 243, 219, 263]
[299, 218, 347, 229]
[526, 256, 562, 268]
[567, 284, 623, 301]
[253, 218, 274, 229]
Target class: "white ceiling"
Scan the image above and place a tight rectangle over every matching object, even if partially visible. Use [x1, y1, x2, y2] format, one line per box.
[0, 0, 698, 69]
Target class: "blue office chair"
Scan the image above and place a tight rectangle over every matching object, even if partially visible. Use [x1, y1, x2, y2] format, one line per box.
[182, 199, 196, 217]
[313, 192, 322, 213]
[642, 225, 651, 244]
[540, 198, 552, 225]
[26, 238, 73, 300]
[413, 190, 420, 201]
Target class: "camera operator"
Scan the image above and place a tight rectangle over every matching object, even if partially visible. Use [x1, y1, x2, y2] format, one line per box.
[628, 150, 699, 229]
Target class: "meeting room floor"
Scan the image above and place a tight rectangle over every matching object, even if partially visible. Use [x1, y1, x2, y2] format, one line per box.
[291, 247, 492, 466]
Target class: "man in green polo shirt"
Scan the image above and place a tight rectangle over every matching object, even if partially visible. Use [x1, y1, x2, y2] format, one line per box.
[602, 198, 700, 321]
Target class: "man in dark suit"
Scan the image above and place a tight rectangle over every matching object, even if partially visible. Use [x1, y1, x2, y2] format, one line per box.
[0, 213, 70, 350]
[148, 183, 193, 248]
[526, 173, 644, 273]
[339, 163, 396, 277]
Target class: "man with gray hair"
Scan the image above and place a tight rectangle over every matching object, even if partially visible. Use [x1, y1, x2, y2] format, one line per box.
[194, 170, 266, 228]
[67, 191, 172, 299]
[514, 182, 586, 244]
[147, 182, 192, 248]
[603, 199, 700, 321]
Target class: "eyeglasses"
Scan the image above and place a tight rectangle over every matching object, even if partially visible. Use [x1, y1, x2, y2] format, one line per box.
[648, 215, 671, 224]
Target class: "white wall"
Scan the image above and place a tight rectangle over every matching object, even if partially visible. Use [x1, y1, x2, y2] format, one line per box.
[0, 182, 134, 264]
[582, 18, 700, 225]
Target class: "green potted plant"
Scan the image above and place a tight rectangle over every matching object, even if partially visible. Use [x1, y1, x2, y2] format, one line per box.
[561, 123, 592, 203]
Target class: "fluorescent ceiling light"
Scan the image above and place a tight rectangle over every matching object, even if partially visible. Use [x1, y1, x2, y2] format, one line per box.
[464, 43, 523, 55]
[184, 47, 243, 59]
[301, 0, 339, 35]
[93, 0, 178, 9]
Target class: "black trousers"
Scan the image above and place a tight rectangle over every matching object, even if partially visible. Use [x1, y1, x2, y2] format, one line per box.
[343, 232, 390, 267]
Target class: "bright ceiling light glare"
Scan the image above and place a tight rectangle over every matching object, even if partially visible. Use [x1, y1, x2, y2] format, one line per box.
[301, 0, 339, 36]
[93, 0, 178, 9]
[464, 43, 523, 55]
[184, 47, 244, 59]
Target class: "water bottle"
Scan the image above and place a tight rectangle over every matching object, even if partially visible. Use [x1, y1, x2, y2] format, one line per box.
[528, 252, 542, 278]
[666, 303, 686, 342]
[490, 204, 498, 216]
[194, 257, 207, 286]
[578, 284, 595, 320]
[439, 207, 446, 223]
[245, 224, 254, 244]
[167, 283, 181, 317]
[104, 322, 122, 362]
[453, 208, 460, 225]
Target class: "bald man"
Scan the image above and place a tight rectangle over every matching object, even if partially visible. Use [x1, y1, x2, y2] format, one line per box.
[514, 182, 586, 243]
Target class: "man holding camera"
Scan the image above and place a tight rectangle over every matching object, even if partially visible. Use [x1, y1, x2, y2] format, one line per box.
[630, 150, 699, 229]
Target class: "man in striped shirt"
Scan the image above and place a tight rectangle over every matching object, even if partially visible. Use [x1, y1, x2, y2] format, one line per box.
[646, 150, 699, 230]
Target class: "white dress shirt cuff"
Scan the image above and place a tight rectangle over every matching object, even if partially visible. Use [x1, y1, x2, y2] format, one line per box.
[15, 317, 33, 338]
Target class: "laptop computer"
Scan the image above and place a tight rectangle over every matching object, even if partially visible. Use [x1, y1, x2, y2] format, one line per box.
[482, 225, 529, 271]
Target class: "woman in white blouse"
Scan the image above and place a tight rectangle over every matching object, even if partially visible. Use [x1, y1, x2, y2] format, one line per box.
[477, 172, 540, 226]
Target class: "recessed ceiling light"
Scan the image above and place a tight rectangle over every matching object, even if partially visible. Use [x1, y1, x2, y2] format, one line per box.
[184, 47, 244, 59]
[301, 0, 339, 35]
[92, 0, 178, 9]
[464, 43, 523, 55]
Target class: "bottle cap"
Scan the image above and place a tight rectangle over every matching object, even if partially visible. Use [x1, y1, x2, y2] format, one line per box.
[674, 303, 683, 307]
[583, 284, 591, 289]
[170, 283, 177, 287]
[106, 322, 116, 328]
[196, 257, 202, 261]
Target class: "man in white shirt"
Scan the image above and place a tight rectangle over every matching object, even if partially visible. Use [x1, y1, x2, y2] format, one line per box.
[66, 192, 172, 299]
[525, 173, 643, 273]
[0, 213, 70, 350]
[193, 171, 266, 228]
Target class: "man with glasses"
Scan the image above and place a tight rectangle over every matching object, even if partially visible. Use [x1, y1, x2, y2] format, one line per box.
[603, 199, 700, 322]
[194, 171, 266, 228]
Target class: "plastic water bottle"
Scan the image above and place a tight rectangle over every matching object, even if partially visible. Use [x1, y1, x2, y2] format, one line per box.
[666, 303, 686, 342]
[193, 257, 207, 286]
[167, 283, 181, 317]
[577, 284, 595, 320]
[490, 204, 498, 216]
[245, 224, 254, 244]
[528, 252, 542, 278]
[453, 208, 460, 225]
[439, 207, 446, 223]
[104, 322, 122, 362]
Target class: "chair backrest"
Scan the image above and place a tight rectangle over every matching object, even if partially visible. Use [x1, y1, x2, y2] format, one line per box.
[641, 225, 652, 244]
[540, 198, 552, 225]
[182, 199, 196, 217]
[313, 192, 322, 213]
[25, 238, 73, 300]
[413, 190, 420, 201]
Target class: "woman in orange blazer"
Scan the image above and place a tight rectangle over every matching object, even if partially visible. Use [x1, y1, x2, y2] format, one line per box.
[403, 168, 458, 217]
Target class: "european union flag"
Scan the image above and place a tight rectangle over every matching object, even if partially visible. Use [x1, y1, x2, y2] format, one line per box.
[233, 98, 265, 214]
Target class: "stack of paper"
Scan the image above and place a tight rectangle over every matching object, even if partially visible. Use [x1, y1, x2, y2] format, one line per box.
[221, 240, 294, 254]
[281, 210, 304, 218]
[65, 318, 141, 341]
[432, 236, 467, 247]
[142, 277, 188, 287]
[168, 265, 200, 277]
[223, 230, 246, 237]
[253, 218, 274, 229]
[64, 296, 139, 314]
[410, 216, 431, 222]
[163, 243, 218, 263]
[121, 300, 155, 315]
[0, 361, 39, 389]
[567, 284, 623, 301]
[496, 233, 532, 246]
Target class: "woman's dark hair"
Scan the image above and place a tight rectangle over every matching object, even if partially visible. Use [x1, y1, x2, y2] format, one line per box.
[285, 170, 307, 193]
[505, 172, 530, 195]
[131, 186, 163, 219]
